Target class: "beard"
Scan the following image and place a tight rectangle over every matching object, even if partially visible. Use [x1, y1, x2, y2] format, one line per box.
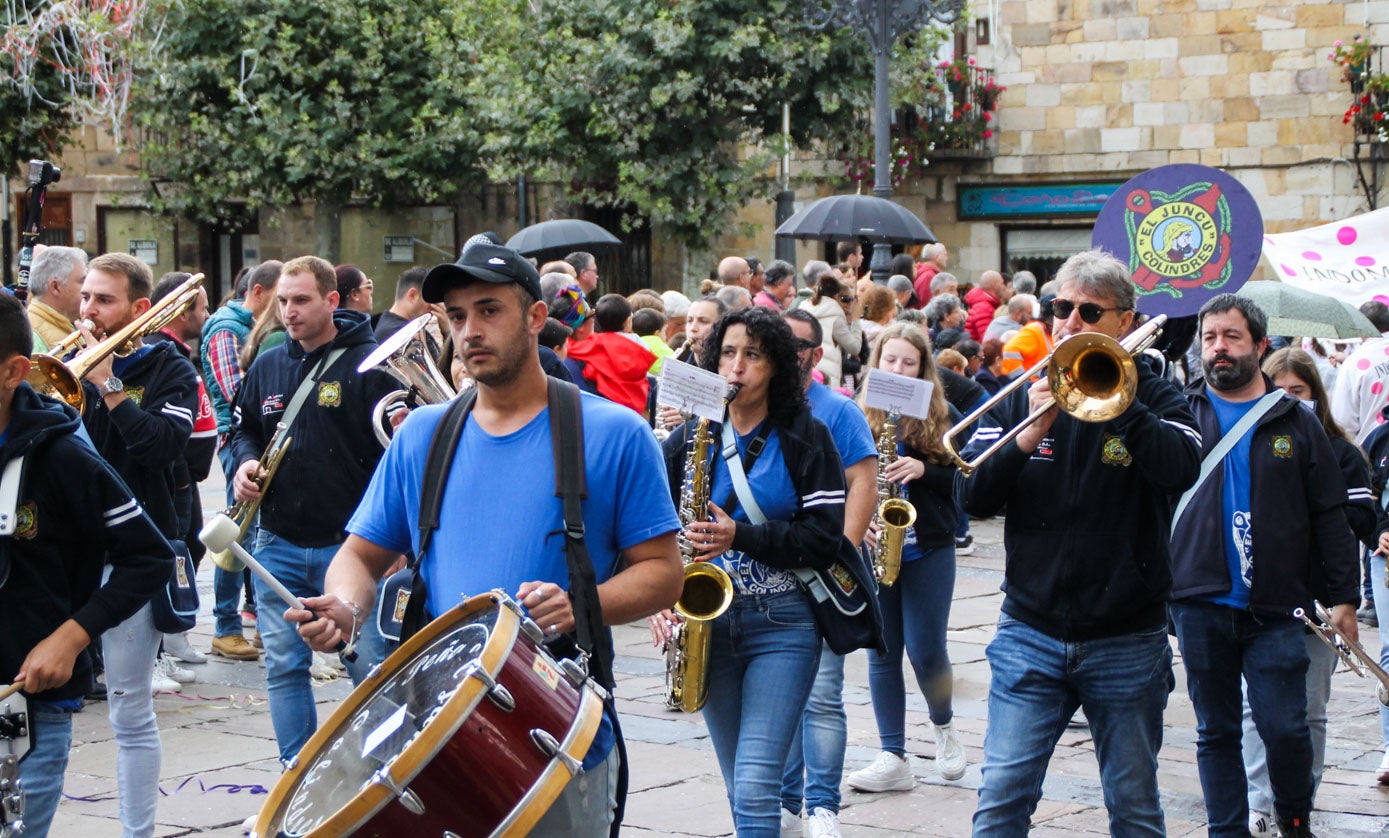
[464, 332, 531, 388]
[1203, 350, 1260, 391]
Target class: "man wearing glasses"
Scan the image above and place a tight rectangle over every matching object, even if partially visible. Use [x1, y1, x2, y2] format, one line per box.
[566, 251, 600, 295]
[960, 249, 1201, 837]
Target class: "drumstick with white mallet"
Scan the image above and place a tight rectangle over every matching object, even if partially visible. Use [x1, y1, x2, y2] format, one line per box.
[199, 513, 358, 663]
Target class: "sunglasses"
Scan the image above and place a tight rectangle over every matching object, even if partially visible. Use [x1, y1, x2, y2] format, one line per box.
[838, 295, 856, 304]
[1051, 298, 1123, 324]
[794, 338, 819, 352]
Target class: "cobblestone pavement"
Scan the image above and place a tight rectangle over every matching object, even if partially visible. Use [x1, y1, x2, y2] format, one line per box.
[41, 476, 1389, 835]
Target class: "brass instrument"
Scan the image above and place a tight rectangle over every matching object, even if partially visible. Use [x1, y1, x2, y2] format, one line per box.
[663, 384, 740, 713]
[868, 411, 916, 587]
[943, 314, 1167, 475]
[358, 313, 458, 447]
[1296, 602, 1389, 707]
[44, 318, 95, 359]
[27, 273, 205, 413]
[208, 422, 291, 573]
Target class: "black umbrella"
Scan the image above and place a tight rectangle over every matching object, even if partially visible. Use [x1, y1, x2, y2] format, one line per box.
[774, 194, 936, 245]
[506, 219, 622, 256]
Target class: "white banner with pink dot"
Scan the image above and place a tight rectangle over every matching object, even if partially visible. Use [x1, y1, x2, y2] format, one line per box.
[1262, 208, 1389, 306]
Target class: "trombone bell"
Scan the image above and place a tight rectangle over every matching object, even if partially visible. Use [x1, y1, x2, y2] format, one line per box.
[1048, 333, 1138, 424]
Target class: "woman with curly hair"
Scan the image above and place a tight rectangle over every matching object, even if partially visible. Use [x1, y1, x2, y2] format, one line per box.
[651, 306, 848, 836]
[847, 321, 968, 793]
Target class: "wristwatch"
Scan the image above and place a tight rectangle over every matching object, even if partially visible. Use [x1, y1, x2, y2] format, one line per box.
[99, 376, 124, 397]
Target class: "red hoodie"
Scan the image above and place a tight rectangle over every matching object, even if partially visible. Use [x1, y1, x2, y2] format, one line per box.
[566, 333, 657, 414]
[964, 286, 1001, 342]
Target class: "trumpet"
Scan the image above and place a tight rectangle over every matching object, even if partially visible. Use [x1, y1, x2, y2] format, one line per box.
[207, 422, 291, 573]
[27, 273, 205, 413]
[1296, 602, 1389, 707]
[357, 313, 458, 447]
[943, 314, 1167, 475]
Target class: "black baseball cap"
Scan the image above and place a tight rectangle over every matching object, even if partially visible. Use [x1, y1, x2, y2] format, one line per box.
[422, 241, 543, 304]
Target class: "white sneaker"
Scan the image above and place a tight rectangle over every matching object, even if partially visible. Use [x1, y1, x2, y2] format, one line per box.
[1378, 749, 1389, 785]
[156, 653, 196, 684]
[1248, 810, 1275, 838]
[309, 652, 339, 680]
[805, 807, 841, 838]
[241, 812, 259, 835]
[780, 807, 800, 836]
[933, 721, 967, 780]
[846, 750, 915, 792]
[151, 670, 181, 693]
[163, 631, 207, 663]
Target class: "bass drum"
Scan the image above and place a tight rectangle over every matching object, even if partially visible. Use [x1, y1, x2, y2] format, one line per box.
[253, 591, 605, 838]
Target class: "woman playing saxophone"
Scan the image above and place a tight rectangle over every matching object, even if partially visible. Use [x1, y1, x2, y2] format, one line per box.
[648, 307, 847, 837]
[848, 322, 969, 790]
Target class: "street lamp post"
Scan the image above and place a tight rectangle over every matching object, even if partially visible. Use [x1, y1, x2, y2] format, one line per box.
[803, 0, 964, 283]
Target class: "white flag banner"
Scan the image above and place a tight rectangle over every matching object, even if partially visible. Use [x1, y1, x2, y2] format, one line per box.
[1261, 208, 1389, 306]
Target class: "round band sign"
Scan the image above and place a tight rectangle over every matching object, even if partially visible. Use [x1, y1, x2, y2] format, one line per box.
[1091, 164, 1263, 318]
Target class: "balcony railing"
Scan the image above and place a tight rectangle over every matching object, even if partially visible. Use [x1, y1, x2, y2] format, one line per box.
[897, 61, 1000, 161]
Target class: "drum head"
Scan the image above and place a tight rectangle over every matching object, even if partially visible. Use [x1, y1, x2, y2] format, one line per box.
[258, 593, 512, 837]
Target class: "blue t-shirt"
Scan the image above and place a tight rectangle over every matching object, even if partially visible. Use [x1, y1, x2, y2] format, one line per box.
[1205, 388, 1256, 609]
[349, 393, 679, 615]
[805, 382, 877, 470]
[707, 424, 801, 595]
[347, 391, 679, 768]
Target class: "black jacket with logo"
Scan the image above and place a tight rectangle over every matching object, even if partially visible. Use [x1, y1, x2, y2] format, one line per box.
[230, 310, 396, 547]
[958, 354, 1201, 640]
[1171, 377, 1359, 614]
[80, 340, 199, 539]
[1, 385, 172, 701]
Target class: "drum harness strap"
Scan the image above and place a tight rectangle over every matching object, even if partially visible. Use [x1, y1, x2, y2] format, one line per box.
[410, 377, 629, 834]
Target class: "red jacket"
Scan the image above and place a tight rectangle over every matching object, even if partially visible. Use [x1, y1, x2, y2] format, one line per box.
[566, 333, 657, 414]
[913, 263, 939, 309]
[964, 286, 1001, 341]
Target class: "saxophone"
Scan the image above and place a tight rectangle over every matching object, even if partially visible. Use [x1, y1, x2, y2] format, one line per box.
[207, 421, 291, 573]
[663, 384, 740, 713]
[868, 411, 917, 587]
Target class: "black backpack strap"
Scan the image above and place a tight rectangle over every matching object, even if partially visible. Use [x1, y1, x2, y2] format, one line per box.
[546, 377, 618, 689]
[400, 389, 477, 638]
[545, 378, 628, 836]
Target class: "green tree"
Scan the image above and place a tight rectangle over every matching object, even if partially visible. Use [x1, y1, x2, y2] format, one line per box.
[475, 0, 877, 249]
[135, 0, 489, 261]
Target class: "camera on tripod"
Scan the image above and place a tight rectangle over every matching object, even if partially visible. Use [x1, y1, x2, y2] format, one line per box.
[26, 160, 60, 189]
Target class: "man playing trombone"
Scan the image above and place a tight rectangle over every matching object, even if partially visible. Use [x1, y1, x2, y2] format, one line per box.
[959, 249, 1201, 837]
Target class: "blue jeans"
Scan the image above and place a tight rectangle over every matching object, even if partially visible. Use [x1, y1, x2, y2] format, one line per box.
[972, 615, 1172, 838]
[869, 545, 956, 752]
[780, 643, 845, 815]
[1243, 634, 1336, 814]
[16, 701, 74, 838]
[213, 443, 249, 638]
[252, 529, 387, 765]
[1373, 553, 1389, 750]
[103, 600, 162, 838]
[703, 590, 821, 838]
[1170, 601, 1313, 834]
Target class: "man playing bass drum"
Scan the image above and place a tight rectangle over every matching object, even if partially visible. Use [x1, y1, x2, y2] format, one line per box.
[293, 240, 681, 836]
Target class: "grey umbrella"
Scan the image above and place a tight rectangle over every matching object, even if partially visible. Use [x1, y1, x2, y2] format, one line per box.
[774, 194, 936, 245]
[506, 219, 622, 257]
[1236, 281, 1380, 339]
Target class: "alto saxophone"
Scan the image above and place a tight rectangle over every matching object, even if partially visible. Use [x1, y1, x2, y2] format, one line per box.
[663, 384, 740, 713]
[868, 411, 917, 587]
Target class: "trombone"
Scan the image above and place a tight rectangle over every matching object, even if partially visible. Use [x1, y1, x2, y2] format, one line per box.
[1296, 602, 1389, 707]
[943, 314, 1167, 475]
[27, 273, 205, 413]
